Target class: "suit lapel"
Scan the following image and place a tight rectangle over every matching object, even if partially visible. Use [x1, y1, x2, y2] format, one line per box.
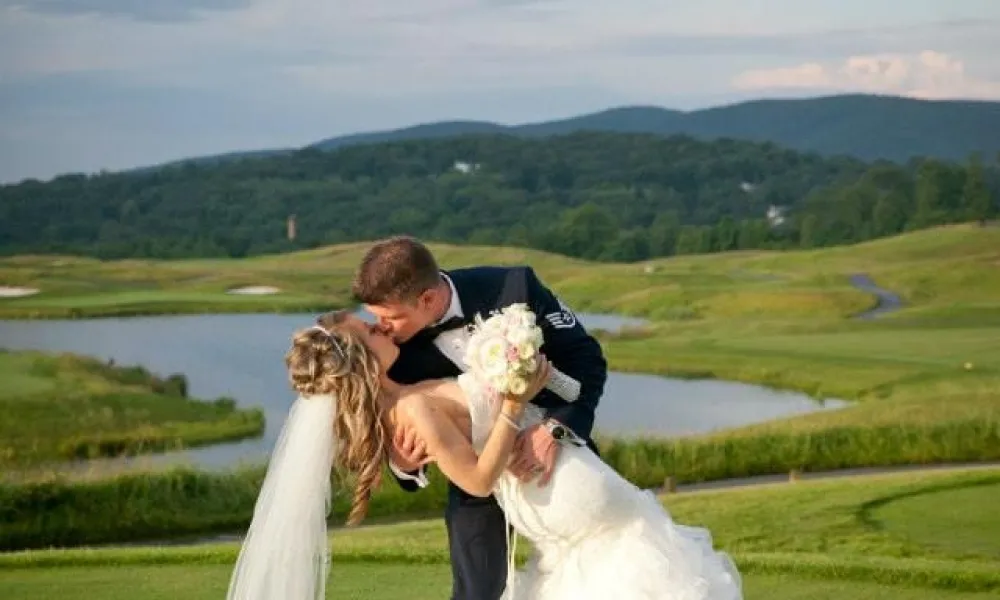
[390, 268, 508, 383]
[445, 268, 490, 322]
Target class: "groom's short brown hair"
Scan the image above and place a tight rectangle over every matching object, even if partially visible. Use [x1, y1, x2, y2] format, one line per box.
[352, 236, 441, 305]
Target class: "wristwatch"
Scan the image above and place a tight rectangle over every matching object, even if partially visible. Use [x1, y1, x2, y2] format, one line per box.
[545, 419, 585, 447]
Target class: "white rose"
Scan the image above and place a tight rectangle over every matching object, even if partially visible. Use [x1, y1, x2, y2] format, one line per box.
[478, 337, 508, 377]
[508, 377, 528, 396]
[507, 327, 531, 346]
[507, 303, 528, 315]
[518, 342, 536, 360]
[493, 372, 512, 393]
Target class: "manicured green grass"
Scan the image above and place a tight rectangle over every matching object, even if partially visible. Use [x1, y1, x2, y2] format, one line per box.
[870, 481, 1000, 559]
[0, 563, 449, 600]
[3, 564, 997, 600]
[2, 469, 998, 598]
[0, 350, 264, 469]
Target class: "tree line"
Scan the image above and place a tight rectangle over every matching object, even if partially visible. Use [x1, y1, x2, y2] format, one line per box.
[1, 132, 996, 262]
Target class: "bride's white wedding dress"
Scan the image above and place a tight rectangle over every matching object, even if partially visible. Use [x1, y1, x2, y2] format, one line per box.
[459, 373, 742, 600]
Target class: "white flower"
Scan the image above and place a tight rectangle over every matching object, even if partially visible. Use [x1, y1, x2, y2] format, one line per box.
[493, 372, 512, 393]
[507, 326, 531, 346]
[477, 336, 508, 377]
[506, 303, 529, 316]
[463, 305, 544, 398]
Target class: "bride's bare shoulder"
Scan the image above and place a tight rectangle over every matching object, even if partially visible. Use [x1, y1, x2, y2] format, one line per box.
[407, 378, 464, 403]
[396, 379, 465, 421]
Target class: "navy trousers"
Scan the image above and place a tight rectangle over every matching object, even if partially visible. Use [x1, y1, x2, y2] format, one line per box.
[445, 487, 509, 600]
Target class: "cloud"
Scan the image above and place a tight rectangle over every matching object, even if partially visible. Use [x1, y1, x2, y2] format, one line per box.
[1, 0, 999, 182]
[0, 0, 252, 22]
[732, 51, 1000, 100]
[597, 19, 1000, 61]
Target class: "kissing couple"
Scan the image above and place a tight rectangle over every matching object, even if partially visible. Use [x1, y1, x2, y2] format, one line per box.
[226, 236, 742, 599]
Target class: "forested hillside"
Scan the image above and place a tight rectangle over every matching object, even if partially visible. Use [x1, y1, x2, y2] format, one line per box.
[1, 132, 996, 262]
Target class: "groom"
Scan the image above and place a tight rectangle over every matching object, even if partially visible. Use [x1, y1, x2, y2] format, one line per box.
[353, 236, 608, 600]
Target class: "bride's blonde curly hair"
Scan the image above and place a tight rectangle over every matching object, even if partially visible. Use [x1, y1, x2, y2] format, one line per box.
[285, 310, 387, 526]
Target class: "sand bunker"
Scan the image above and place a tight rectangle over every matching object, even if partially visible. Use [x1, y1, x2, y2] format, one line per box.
[226, 286, 282, 296]
[0, 286, 40, 298]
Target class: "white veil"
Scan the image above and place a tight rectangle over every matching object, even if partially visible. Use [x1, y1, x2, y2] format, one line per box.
[226, 392, 338, 600]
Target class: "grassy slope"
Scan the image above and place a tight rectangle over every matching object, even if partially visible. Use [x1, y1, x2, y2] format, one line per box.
[0, 235, 867, 320]
[2, 468, 998, 598]
[1, 223, 997, 321]
[0, 350, 264, 468]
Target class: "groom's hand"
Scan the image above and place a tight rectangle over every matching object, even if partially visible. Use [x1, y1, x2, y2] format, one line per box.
[509, 424, 560, 486]
[390, 426, 429, 473]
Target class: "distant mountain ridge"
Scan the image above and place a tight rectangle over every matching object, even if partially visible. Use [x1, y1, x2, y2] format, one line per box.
[149, 94, 1000, 171]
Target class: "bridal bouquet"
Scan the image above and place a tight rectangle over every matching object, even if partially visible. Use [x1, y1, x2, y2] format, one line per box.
[463, 303, 546, 397]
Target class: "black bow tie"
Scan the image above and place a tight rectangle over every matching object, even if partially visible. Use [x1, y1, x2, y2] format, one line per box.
[421, 315, 466, 339]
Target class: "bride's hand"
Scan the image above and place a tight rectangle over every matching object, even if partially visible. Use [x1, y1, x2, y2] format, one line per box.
[508, 356, 551, 404]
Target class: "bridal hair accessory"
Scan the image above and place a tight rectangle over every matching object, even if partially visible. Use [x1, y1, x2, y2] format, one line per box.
[309, 324, 332, 336]
[308, 324, 347, 361]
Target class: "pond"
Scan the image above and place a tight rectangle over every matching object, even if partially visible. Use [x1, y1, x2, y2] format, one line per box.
[0, 312, 846, 472]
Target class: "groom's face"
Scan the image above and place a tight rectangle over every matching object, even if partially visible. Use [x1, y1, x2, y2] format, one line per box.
[366, 290, 438, 343]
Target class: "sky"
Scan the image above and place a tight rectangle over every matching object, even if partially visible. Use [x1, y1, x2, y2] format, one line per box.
[1, 0, 998, 183]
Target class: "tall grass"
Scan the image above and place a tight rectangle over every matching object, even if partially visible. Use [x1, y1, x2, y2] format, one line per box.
[4, 409, 998, 551]
[602, 419, 1000, 488]
[0, 466, 452, 551]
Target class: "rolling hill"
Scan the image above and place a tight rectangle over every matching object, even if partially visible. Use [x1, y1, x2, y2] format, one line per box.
[155, 94, 1000, 172]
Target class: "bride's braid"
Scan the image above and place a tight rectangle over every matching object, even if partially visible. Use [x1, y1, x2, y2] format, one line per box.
[285, 310, 388, 526]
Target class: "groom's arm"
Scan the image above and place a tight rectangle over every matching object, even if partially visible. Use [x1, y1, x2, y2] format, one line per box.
[524, 267, 608, 439]
[386, 354, 430, 492]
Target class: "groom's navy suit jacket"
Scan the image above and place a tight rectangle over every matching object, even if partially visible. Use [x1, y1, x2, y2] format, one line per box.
[387, 265, 608, 497]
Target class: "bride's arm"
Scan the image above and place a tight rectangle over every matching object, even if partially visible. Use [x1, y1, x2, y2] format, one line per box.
[406, 361, 551, 497]
[407, 396, 524, 497]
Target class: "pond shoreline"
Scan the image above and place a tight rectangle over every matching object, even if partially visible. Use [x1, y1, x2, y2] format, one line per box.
[0, 311, 846, 477]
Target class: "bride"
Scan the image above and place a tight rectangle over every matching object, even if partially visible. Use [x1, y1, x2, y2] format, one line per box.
[226, 310, 742, 599]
